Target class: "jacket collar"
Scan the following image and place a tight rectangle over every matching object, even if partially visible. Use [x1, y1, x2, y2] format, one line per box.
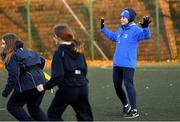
[60, 41, 72, 45]
[122, 22, 136, 30]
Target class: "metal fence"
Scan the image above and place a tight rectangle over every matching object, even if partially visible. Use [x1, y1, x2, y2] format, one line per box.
[0, 0, 179, 61]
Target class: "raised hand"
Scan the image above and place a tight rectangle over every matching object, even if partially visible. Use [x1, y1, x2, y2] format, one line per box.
[139, 16, 152, 28]
[101, 18, 105, 29]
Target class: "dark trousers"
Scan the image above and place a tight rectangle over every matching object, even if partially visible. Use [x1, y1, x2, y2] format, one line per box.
[113, 66, 137, 109]
[48, 85, 93, 121]
[7, 89, 48, 121]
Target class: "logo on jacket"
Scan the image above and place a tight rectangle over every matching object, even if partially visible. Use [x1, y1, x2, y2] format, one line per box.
[123, 34, 128, 38]
[118, 33, 128, 39]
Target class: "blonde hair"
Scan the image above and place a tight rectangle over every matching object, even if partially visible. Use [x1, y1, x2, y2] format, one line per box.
[53, 23, 83, 55]
[0, 33, 18, 64]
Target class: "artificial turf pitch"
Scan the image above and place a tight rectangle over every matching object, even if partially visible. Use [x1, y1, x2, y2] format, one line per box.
[0, 65, 180, 121]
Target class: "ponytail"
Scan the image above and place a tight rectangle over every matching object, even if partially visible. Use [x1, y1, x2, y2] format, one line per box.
[72, 40, 83, 55]
[52, 24, 84, 55]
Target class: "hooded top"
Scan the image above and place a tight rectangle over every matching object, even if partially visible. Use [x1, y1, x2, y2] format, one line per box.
[16, 40, 23, 48]
[2, 42, 46, 97]
[121, 8, 136, 23]
[45, 44, 88, 89]
[101, 22, 151, 68]
[101, 7, 151, 69]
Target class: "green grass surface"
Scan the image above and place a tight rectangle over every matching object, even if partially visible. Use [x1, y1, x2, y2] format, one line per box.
[0, 65, 180, 121]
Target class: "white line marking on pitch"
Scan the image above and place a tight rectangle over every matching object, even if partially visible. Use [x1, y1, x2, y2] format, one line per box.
[0, 108, 6, 111]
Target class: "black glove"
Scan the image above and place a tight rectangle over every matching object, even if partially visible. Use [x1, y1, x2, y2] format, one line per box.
[101, 18, 105, 29]
[139, 16, 152, 28]
[43, 84, 51, 90]
[2, 91, 8, 98]
[39, 56, 45, 69]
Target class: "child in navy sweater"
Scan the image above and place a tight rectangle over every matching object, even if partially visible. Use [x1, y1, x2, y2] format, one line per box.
[0, 33, 47, 121]
[44, 24, 93, 121]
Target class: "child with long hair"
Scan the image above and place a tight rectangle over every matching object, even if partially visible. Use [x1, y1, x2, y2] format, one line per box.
[0, 33, 48, 121]
[44, 24, 93, 121]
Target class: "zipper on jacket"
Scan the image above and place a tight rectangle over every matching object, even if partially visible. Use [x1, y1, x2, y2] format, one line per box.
[27, 72, 37, 87]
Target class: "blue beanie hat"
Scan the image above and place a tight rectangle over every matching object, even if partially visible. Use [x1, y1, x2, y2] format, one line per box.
[121, 10, 130, 19]
[121, 8, 136, 23]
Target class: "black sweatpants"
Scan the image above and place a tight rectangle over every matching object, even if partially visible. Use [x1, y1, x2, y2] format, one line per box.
[7, 89, 48, 121]
[113, 66, 137, 109]
[48, 85, 93, 121]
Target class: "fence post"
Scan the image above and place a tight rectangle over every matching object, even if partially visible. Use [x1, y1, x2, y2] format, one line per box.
[155, 0, 160, 61]
[62, 0, 108, 60]
[89, 0, 94, 60]
[26, 0, 32, 49]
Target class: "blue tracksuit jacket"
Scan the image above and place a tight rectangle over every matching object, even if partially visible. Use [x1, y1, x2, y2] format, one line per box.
[101, 22, 151, 68]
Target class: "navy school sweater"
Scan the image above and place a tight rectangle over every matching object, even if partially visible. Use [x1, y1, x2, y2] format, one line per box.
[2, 47, 46, 97]
[45, 44, 88, 89]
